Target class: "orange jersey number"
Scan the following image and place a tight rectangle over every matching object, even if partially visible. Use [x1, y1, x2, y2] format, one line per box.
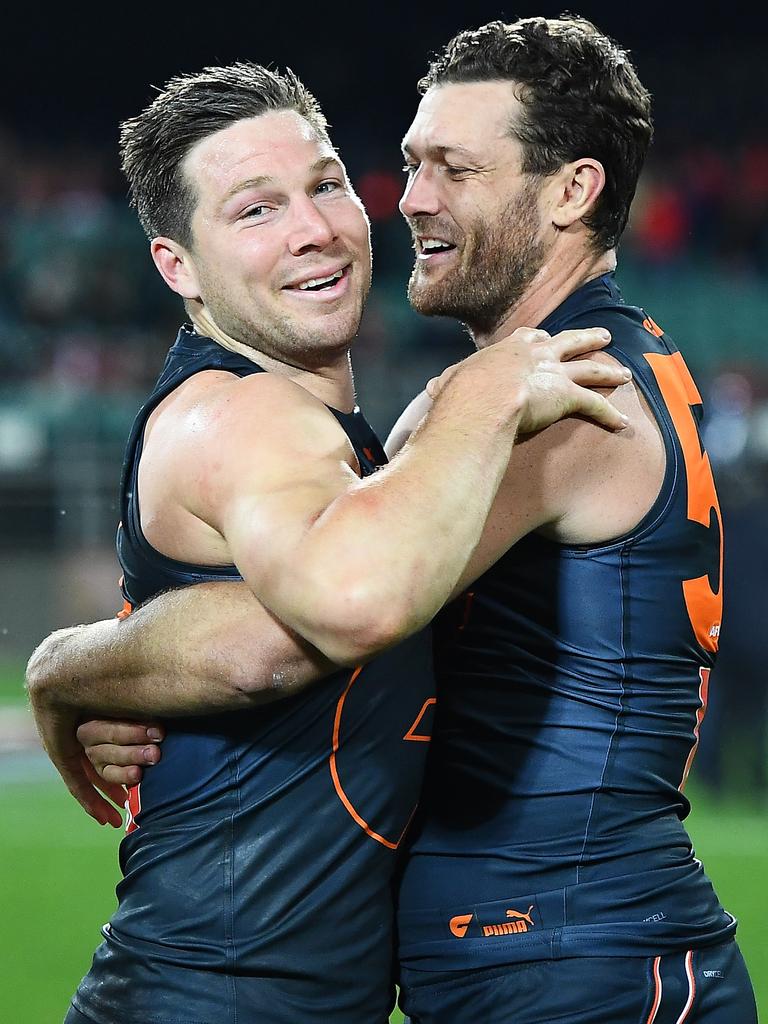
[644, 351, 723, 652]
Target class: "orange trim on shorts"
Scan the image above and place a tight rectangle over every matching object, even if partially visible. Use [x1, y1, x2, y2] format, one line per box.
[675, 951, 696, 1024]
[646, 955, 662, 1024]
[329, 666, 416, 850]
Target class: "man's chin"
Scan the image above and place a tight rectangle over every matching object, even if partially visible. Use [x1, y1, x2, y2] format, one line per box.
[408, 280, 460, 319]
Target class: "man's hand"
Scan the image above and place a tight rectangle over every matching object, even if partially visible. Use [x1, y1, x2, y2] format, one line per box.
[77, 719, 164, 787]
[426, 327, 631, 434]
[26, 632, 128, 828]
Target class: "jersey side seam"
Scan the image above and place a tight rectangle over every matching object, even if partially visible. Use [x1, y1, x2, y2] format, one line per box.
[574, 546, 630, 884]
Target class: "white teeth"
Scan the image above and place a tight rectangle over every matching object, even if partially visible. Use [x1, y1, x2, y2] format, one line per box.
[298, 269, 344, 290]
[420, 238, 452, 253]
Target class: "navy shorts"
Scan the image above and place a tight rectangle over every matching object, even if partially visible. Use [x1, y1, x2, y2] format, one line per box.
[400, 940, 757, 1023]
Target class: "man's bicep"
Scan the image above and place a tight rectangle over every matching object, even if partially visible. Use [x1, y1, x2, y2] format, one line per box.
[217, 455, 358, 607]
[197, 386, 362, 642]
[189, 376, 353, 577]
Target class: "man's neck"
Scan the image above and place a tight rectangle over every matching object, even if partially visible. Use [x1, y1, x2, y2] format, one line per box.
[189, 309, 357, 413]
[473, 247, 617, 350]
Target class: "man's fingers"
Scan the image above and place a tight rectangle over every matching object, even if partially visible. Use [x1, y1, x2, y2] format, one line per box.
[81, 757, 139, 802]
[83, 741, 159, 787]
[76, 719, 164, 747]
[567, 358, 632, 390]
[504, 327, 551, 346]
[426, 363, 459, 399]
[548, 327, 611, 358]
[84, 741, 160, 769]
[57, 755, 124, 828]
[98, 763, 144, 786]
[77, 720, 162, 788]
[569, 386, 629, 432]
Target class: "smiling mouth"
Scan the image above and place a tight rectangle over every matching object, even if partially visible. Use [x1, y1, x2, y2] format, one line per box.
[283, 265, 350, 293]
[416, 238, 457, 261]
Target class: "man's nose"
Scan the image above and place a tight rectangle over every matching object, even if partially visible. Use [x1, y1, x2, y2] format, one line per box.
[287, 196, 336, 254]
[399, 167, 441, 219]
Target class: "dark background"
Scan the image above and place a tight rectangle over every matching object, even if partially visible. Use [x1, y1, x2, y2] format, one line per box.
[4, 5, 768, 148]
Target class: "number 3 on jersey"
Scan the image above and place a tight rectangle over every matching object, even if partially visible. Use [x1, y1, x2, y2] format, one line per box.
[645, 350, 723, 652]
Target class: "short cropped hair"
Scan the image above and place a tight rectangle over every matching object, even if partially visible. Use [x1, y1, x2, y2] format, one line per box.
[419, 17, 653, 251]
[120, 63, 330, 247]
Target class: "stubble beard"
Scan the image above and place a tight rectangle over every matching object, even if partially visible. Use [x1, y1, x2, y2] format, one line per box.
[200, 264, 371, 371]
[407, 182, 549, 337]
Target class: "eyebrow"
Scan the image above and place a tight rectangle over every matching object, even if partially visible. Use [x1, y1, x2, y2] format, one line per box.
[401, 141, 479, 162]
[219, 156, 343, 207]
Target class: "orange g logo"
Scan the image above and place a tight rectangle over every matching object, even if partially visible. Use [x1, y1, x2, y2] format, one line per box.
[449, 913, 474, 938]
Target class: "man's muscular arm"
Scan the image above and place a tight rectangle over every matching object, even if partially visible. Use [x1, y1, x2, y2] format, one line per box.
[26, 582, 331, 826]
[198, 329, 629, 663]
[27, 581, 331, 718]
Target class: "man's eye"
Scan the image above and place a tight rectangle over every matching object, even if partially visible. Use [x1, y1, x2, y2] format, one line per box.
[446, 166, 471, 178]
[240, 205, 270, 219]
[315, 179, 342, 195]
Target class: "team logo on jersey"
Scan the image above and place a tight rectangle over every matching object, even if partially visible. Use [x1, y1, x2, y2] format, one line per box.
[449, 904, 537, 938]
[482, 905, 535, 937]
[449, 913, 474, 938]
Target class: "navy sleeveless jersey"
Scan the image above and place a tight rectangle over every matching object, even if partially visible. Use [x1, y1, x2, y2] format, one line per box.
[397, 274, 735, 973]
[72, 327, 436, 1024]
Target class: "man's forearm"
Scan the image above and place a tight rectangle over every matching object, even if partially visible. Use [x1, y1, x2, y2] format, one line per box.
[26, 581, 333, 718]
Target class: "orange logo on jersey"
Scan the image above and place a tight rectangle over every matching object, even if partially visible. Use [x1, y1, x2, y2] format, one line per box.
[449, 913, 474, 938]
[507, 905, 534, 926]
[403, 697, 437, 742]
[642, 316, 664, 338]
[482, 905, 535, 937]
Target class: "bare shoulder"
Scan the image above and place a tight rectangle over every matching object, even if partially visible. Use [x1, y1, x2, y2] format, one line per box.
[501, 353, 667, 545]
[544, 350, 671, 544]
[385, 389, 433, 458]
[138, 369, 358, 558]
[146, 369, 355, 473]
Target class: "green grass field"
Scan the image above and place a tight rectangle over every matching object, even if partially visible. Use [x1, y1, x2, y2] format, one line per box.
[2, 664, 764, 1022]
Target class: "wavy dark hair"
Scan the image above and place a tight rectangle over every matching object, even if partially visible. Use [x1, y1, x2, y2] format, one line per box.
[120, 63, 330, 247]
[419, 16, 653, 251]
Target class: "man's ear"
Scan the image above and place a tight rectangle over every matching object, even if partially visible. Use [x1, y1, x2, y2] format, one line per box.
[550, 158, 606, 229]
[150, 237, 201, 299]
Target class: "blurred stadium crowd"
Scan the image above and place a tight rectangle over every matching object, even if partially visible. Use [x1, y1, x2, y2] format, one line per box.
[0, 124, 766, 800]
